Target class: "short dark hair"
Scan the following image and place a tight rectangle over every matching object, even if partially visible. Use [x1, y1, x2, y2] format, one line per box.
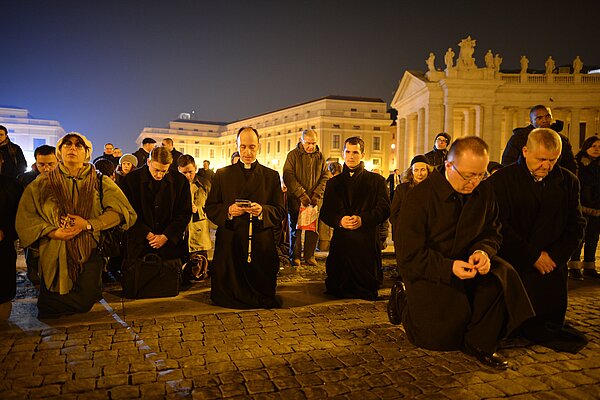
[328, 161, 342, 175]
[0, 125, 7, 134]
[236, 127, 260, 142]
[447, 136, 489, 161]
[34, 145, 56, 158]
[142, 137, 156, 145]
[162, 138, 174, 145]
[150, 146, 173, 165]
[177, 154, 196, 168]
[344, 136, 365, 153]
[203, 160, 210, 165]
[529, 104, 548, 120]
[94, 159, 115, 176]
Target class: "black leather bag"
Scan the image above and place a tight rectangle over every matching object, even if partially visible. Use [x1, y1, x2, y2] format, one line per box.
[121, 254, 182, 299]
[96, 172, 125, 258]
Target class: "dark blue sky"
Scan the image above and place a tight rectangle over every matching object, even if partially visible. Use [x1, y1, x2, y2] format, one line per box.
[3, 0, 598, 154]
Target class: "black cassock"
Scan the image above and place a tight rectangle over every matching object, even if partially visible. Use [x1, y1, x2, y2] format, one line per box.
[490, 159, 587, 352]
[320, 163, 390, 300]
[205, 161, 284, 309]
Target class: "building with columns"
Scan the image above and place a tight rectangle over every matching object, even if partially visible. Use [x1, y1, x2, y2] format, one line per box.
[391, 36, 600, 169]
[0, 107, 65, 167]
[137, 95, 395, 173]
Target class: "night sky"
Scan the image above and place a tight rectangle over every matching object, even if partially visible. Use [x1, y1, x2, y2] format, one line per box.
[3, 0, 598, 154]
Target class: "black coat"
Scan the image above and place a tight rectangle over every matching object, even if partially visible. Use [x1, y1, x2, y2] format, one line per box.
[132, 148, 149, 170]
[389, 182, 413, 243]
[501, 123, 577, 174]
[320, 163, 390, 300]
[0, 176, 23, 302]
[489, 160, 585, 326]
[0, 140, 27, 179]
[121, 165, 192, 260]
[395, 168, 534, 351]
[205, 161, 285, 309]
[424, 148, 447, 167]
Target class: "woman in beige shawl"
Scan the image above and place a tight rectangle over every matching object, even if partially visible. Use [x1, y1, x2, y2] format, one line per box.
[16, 133, 136, 318]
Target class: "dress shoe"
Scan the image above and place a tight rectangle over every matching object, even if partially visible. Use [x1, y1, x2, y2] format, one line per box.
[387, 281, 405, 325]
[463, 345, 509, 370]
[304, 258, 317, 266]
[569, 268, 584, 281]
[583, 268, 600, 279]
[292, 259, 301, 267]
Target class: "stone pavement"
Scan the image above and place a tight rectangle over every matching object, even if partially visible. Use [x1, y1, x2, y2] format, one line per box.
[1, 252, 600, 399]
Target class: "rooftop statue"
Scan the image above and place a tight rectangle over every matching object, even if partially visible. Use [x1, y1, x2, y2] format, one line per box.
[545, 56, 555, 74]
[485, 50, 494, 69]
[444, 48, 455, 70]
[573, 56, 583, 74]
[426, 52, 436, 72]
[457, 36, 476, 69]
[494, 54, 503, 72]
[520, 55, 529, 74]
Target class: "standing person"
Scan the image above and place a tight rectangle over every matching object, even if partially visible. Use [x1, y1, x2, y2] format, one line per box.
[317, 161, 342, 252]
[120, 147, 192, 281]
[386, 169, 401, 201]
[112, 148, 123, 159]
[283, 129, 329, 267]
[0, 125, 27, 179]
[93, 143, 119, 166]
[161, 138, 183, 173]
[394, 136, 534, 369]
[205, 127, 285, 309]
[320, 137, 390, 300]
[197, 160, 215, 183]
[490, 128, 587, 353]
[115, 153, 138, 187]
[424, 132, 451, 166]
[569, 136, 600, 280]
[16, 145, 59, 286]
[389, 155, 433, 244]
[17, 145, 58, 187]
[16, 133, 136, 318]
[0, 160, 23, 320]
[501, 105, 576, 173]
[133, 138, 156, 169]
[177, 155, 212, 260]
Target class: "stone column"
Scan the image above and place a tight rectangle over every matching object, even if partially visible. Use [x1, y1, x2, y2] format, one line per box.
[406, 113, 418, 167]
[444, 103, 454, 136]
[417, 107, 426, 154]
[492, 105, 505, 161]
[397, 118, 406, 169]
[474, 105, 482, 137]
[518, 108, 529, 129]
[570, 108, 580, 147]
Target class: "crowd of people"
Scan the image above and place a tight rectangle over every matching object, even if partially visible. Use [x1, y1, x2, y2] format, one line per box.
[0, 105, 598, 368]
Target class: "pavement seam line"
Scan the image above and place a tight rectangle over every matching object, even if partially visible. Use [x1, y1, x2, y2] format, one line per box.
[99, 299, 185, 392]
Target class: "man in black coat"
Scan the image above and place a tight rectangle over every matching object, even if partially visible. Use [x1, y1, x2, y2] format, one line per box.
[93, 143, 119, 166]
[394, 136, 534, 369]
[386, 169, 400, 201]
[501, 105, 577, 174]
[121, 147, 191, 263]
[0, 125, 27, 179]
[161, 138, 184, 174]
[424, 132, 451, 166]
[490, 128, 587, 353]
[132, 137, 156, 169]
[205, 127, 285, 309]
[320, 137, 390, 301]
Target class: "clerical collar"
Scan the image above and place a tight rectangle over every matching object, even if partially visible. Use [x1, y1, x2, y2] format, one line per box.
[240, 160, 257, 170]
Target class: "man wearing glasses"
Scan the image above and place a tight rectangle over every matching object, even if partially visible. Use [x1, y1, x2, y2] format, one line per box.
[424, 132, 451, 166]
[394, 136, 534, 369]
[501, 105, 576, 173]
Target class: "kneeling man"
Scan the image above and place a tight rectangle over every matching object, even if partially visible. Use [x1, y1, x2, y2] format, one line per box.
[394, 136, 534, 369]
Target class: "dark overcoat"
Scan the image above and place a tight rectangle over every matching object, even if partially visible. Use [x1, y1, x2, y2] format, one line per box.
[489, 160, 585, 326]
[320, 163, 390, 300]
[389, 182, 413, 243]
[121, 165, 192, 260]
[205, 162, 285, 309]
[395, 168, 534, 351]
[0, 176, 23, 303]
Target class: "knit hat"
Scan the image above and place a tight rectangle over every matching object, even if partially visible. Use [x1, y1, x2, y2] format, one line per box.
[410, 155, 429, 166]
[119, 153, 139, 168]
[56, 132, 93, 163]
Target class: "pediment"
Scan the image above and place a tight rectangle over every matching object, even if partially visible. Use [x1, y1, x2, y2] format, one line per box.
[391, 71, 428, 107]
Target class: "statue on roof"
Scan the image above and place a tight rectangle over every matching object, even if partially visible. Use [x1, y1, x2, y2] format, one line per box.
[457, 36, 476, 69]
[573, 56, 583, 74]
[494, 54, 503, 72]
[485, 50, 494, 69]
[426, 52, 436, 72]
[545, 56, 555, 74]
[444, 48, 455, 70]
[520, 55, 529, 74]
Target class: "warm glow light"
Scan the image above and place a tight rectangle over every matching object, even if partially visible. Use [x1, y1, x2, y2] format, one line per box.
[271, 159, 279, 165]
[391, 143, 396, 150]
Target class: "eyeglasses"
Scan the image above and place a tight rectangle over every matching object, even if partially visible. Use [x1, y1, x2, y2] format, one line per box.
[61, 141, 86, 150]
[436, 138, 448, 143]
[450, 163, 489, 183]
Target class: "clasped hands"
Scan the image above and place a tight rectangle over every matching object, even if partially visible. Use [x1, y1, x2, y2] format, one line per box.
[146, 232, 168, 249]
[300, 193, 319, 207]
[48, 214, 89, 241]
[228, 202, 263, 217]
[340, 215, 362, 230]
[534, 251, 556, 275]
[452, 250, 490, 280]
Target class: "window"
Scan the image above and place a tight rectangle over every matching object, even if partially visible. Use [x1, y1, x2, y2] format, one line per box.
[371, 109, 378, 113]
[332, 134, 341, 149]
[351, 108, 357, 112]
[33, 138, 46, 149]
[209, 149, 215, 159]
[311, 125, 315, 129]
[277, 140, 281, 153]
[194, 148, 200, 158]
[179, 147, 185, 153]
[333, 124, 341, 129]
[372, 158, 381, 166]
[373, 136, 381, 151]
[287, 139, 291, 151]
[353, 125, 361, 130]
[267, 142, 271, 154]
[373, 127, 381, 131]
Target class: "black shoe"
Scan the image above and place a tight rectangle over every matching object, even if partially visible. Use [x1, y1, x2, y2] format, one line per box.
[463, 345, 509, 370]
[387, 281, 405, 325]
[569, 269, 584, 281]
[583, 269, 600, 279]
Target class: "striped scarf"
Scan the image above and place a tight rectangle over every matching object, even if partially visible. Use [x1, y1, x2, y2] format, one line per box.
[47, 164, 97, 283]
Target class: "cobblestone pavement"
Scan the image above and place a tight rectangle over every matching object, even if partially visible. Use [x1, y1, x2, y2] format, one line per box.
[1, 252, 599, 399]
